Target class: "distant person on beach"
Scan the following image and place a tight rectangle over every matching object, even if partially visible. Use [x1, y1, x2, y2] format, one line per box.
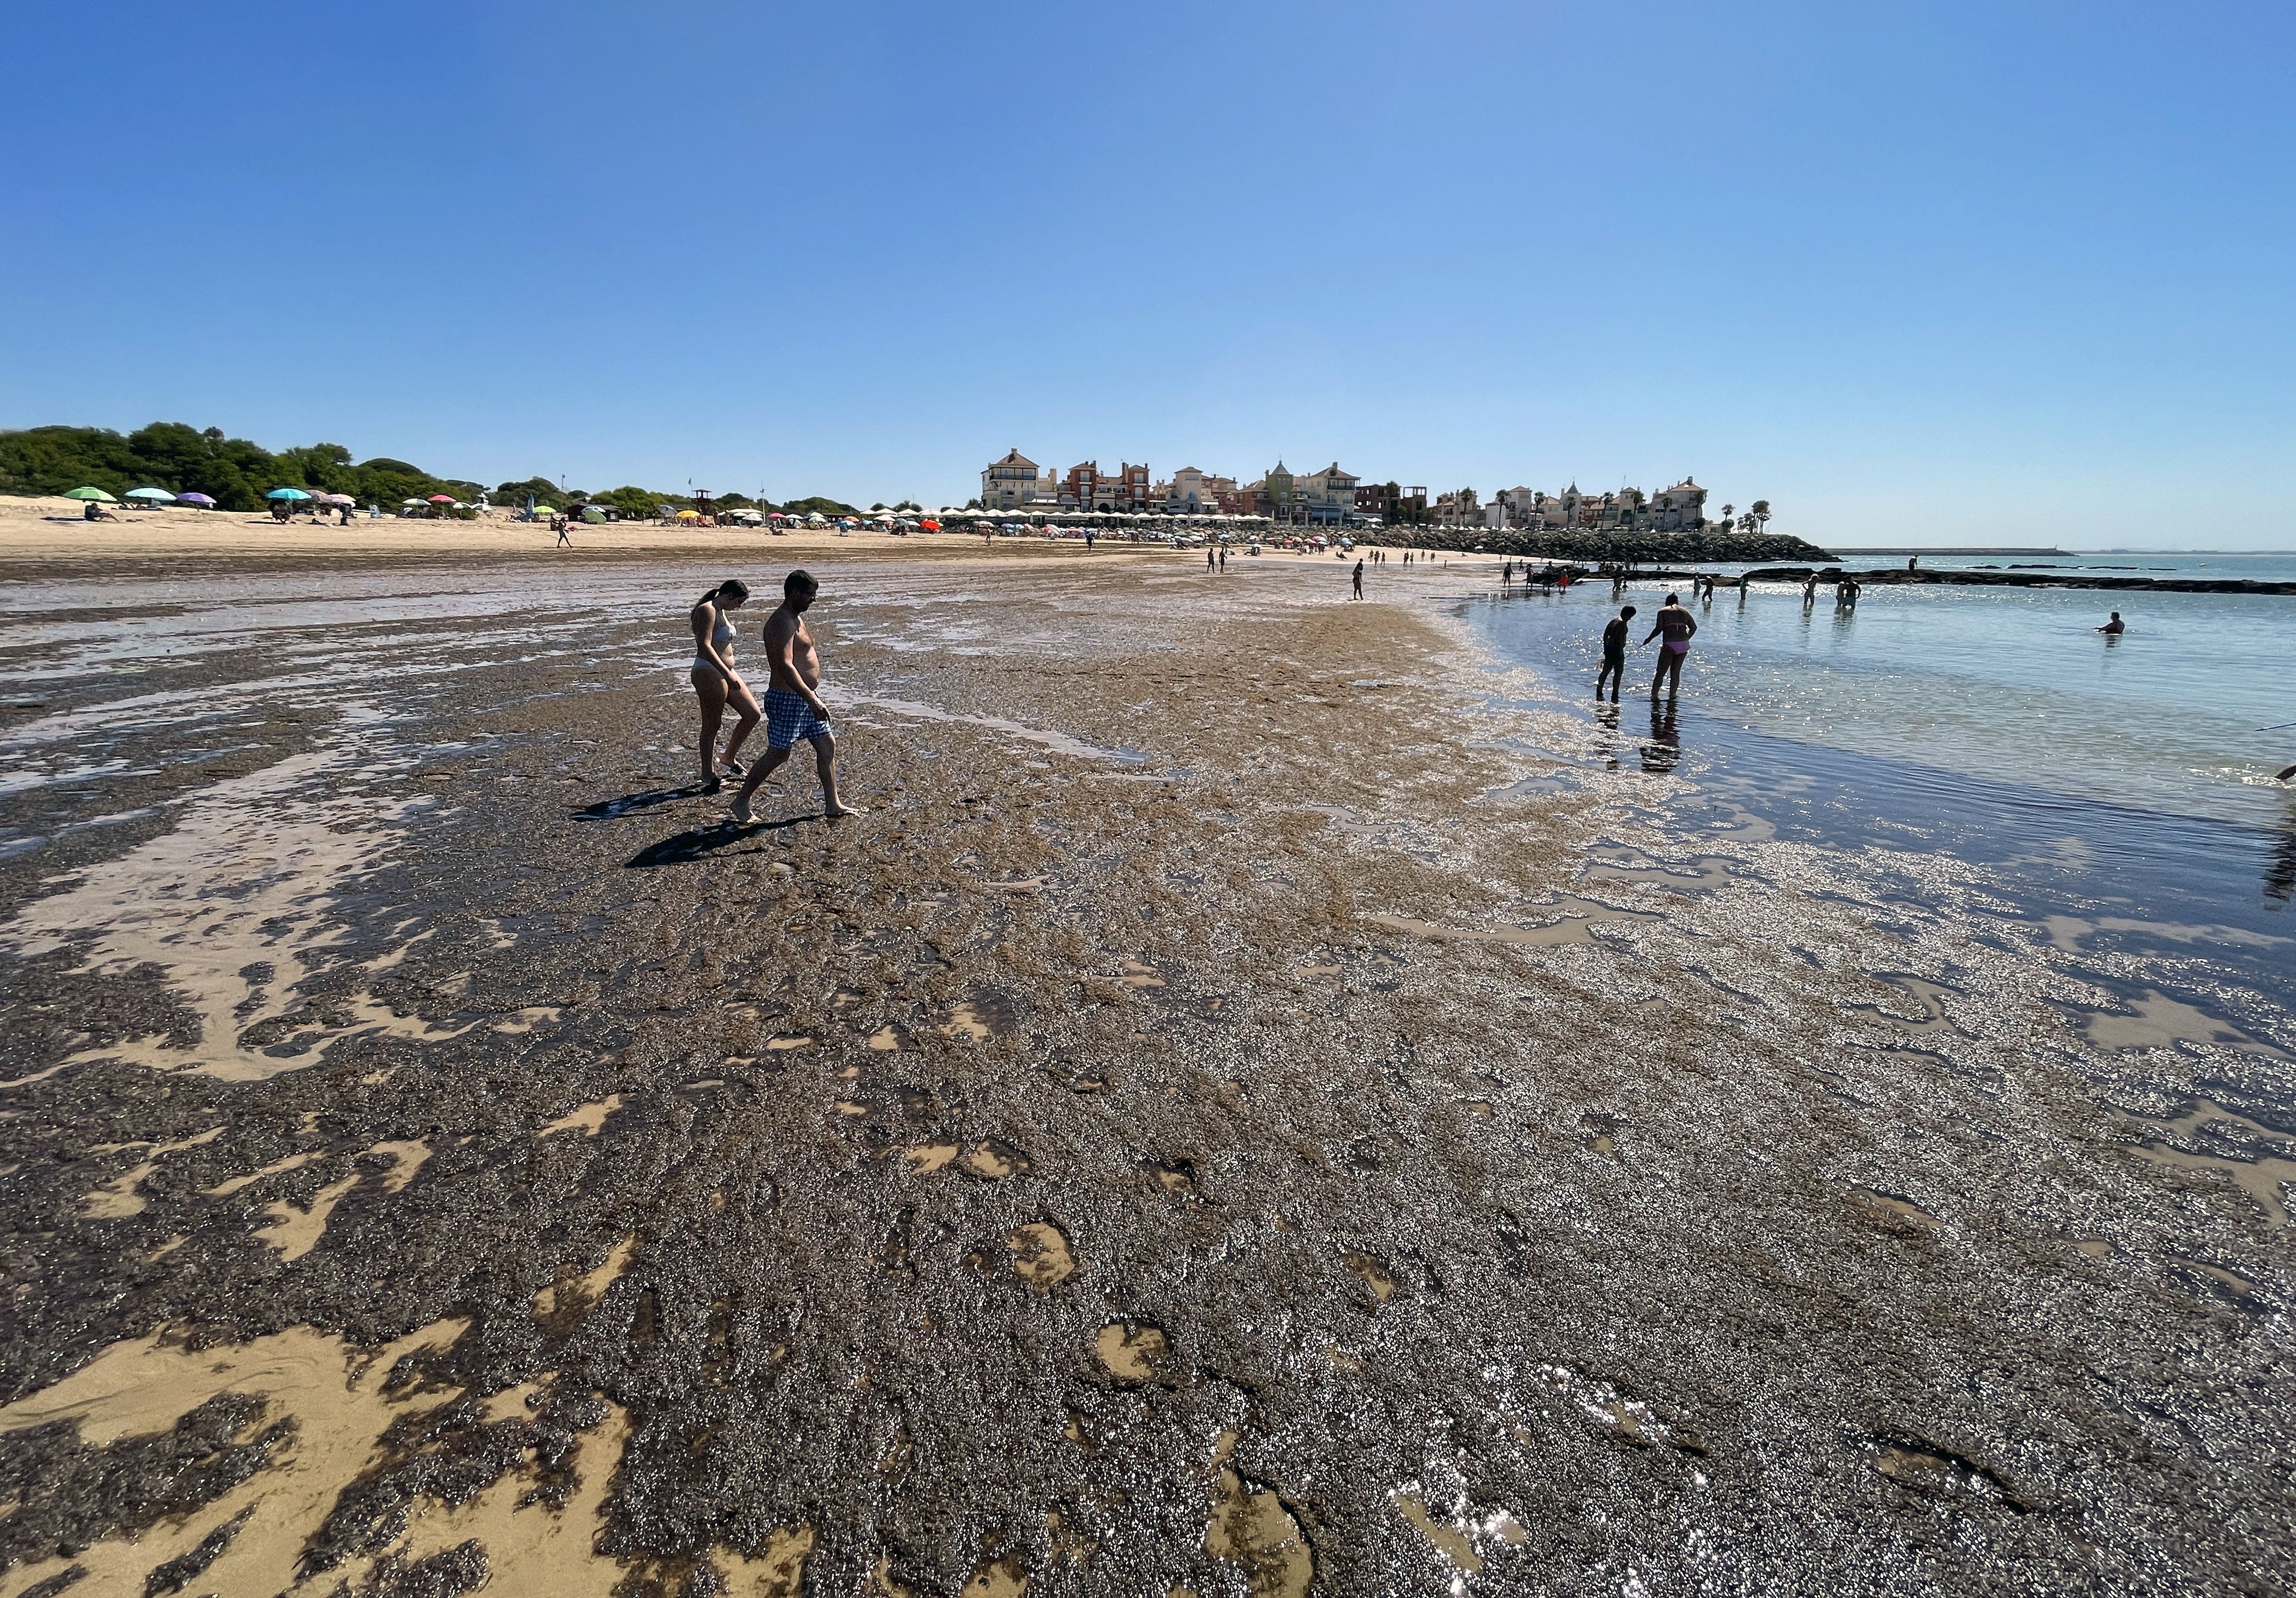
[1641, 592, 1698, 698]
[1352, 559, 1365, 600]
[1802, 573, 1818, 607]
[688, 579, 759, 793]
[729, 569, 860, 823]
[1908, 555, 1920, 572]
[2097, 611, 2126, 635]
[1598, 605, 1637, 702]
[555, 517, 572, 548]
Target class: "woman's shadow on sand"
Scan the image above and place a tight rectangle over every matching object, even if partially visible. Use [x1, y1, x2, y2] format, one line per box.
[572, 782, 816, 867]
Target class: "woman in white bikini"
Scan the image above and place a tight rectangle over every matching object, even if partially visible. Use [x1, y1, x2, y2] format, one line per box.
[690, 579, 760, 793]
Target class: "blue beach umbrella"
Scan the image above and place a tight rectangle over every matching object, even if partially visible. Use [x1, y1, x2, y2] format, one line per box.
[266, 487, 311, 501]
[125, 487, 175, 502]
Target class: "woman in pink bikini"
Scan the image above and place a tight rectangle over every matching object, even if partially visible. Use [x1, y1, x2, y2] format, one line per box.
[1640, 592, 1698, 699]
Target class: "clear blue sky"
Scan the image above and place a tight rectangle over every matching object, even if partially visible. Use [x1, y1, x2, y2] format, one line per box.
[6, 2, 2291, 546]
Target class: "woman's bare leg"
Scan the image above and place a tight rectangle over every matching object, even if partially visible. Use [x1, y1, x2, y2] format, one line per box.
[720, 683, 762, 768]
[691, 669, 727, 784]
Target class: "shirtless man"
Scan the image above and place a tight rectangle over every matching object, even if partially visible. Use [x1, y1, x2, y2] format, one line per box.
[2096, 610, 2126, 635]
[1640, 592, 1698, 698]
[728, 569, 861, 823]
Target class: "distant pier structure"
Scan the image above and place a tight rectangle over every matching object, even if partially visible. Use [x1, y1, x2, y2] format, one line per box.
[1825, 546, 2068, 556]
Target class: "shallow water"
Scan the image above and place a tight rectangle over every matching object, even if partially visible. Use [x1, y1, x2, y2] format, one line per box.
[1473, 579, 2296, 826]
[1466, 582, 2296, 1100]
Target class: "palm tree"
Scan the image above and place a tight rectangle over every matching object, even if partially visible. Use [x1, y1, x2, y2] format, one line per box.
[1750, 499, 1771, 535]
[1721, 503, 1735, 526]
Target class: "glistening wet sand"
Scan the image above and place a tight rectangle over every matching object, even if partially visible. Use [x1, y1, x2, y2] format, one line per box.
[0, 542, 2289, 1595]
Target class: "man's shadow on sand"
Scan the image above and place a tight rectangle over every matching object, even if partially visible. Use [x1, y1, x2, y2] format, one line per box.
[574, 782, 818, 867]
[625, 814, 818, 868]
[573, 782, 713, 822]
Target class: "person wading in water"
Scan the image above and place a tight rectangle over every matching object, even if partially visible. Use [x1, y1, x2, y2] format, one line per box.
[1640, 592, 1698, 699]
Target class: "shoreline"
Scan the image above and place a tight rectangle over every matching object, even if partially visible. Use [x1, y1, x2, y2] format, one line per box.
[1, 536, 2289, 1592]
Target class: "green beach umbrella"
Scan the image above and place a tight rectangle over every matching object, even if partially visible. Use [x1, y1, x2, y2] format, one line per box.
[126, 487, 175, 502]
[64, 486, 117, 502]
[266, 487, 311, 501]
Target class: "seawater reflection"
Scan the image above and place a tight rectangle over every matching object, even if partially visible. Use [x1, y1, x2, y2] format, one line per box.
[1466, 583, 2296, 1101]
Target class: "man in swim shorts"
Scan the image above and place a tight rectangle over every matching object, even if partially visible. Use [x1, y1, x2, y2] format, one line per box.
[729, 569, 862, 823]
[1640, 592, 1698, 699]
[1598, 605, 1637, 703]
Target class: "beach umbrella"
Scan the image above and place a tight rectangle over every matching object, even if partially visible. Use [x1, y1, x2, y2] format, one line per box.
[427, 494, 454, 504]
[675, 510, 702, 521]
[402, 498, 427, 506]
[176, 493, 216, 507]
[532, 505, 558, 516]
[126, 487, 175, 502]
[266, 487, 311, 501]
[319, 493, 356, 506]
[64, 486, 118, 502]
[583, 506, 608, 523]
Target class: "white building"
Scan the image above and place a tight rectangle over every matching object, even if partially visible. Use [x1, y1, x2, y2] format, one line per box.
[1647, 477, 1707, 532]
[1294, 462, 1360, 525]
[1164, 466, 1236, 513]
[980, 449, 1049, 511]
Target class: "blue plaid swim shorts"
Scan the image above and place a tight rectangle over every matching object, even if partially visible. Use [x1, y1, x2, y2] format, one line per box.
[764, 688, 833, 749]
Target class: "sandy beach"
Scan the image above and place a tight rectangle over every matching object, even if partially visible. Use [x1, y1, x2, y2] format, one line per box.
[0, 525, 2288, 1595]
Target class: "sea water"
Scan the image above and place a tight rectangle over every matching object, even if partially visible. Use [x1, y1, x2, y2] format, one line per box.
[1467, 575, 2296, 1091]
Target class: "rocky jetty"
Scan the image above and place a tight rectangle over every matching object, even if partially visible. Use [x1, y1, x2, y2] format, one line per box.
[1744, 565, 2296, 596]
[1395, 526, 1835, 564]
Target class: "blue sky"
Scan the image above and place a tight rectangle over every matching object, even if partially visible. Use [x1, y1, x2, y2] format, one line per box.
[6, 1, 2291, 546]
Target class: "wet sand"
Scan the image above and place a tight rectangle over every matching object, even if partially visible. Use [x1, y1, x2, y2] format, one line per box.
[0, 536, 2289, 1596]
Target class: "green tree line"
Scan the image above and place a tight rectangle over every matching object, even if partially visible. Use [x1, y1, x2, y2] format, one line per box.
[0, 423, 853, 519]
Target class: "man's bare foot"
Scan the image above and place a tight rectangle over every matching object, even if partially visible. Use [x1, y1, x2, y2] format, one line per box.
[728, 798, 755, 825]
[824, 803, 864, 820]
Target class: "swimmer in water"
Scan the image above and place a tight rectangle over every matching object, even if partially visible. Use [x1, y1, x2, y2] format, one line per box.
[2097, 611, 2126, 635]
[1640, 592, 1698, 698]
[688, 579, 759, 793]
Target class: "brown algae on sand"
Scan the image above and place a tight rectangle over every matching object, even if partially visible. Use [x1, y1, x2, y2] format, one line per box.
[541, 1094, 624, 1137]
[0, 1318, 648, 1597]
[1094, 1322, 1169, 1382]
[79, 1125, 223, 1219]
[534, 1232, 639, 1320]
[1205, 1428, 1313, 1598]
[961, 1138, 1032, 1178]
[1008, 1222, 1076, 1290]
[0, 749, 472, 1081]
[255, 1171, 362, 1261]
